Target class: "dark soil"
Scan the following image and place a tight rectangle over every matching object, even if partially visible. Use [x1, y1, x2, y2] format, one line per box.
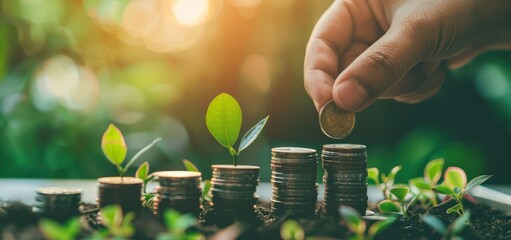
[0, 199, 510, 240]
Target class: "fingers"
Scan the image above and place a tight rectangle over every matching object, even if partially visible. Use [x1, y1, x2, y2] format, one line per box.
[395, 67, 446, 104]
[379, 62, 440, 99]
[332, 25, 426, 112]
[304, 1, 354, 112]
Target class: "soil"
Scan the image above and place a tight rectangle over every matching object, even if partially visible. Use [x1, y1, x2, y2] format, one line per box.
[0, 198, 510, 239]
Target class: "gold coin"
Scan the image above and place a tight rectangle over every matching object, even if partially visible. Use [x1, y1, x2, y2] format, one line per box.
[319, 100, 355, 139]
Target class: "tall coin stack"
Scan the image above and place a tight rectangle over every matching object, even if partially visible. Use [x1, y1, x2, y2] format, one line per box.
[97, 177, 143, 213]
[211, 165, 260, 222]
[33, 187, 82, 222]
[153, 171, 202, 217]
[271, 147, 318, 218]
[322, 144, 368, 216]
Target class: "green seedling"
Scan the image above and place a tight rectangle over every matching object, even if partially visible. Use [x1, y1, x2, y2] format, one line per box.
[39, 217, 81, 240]
[409, 158, 445, 206]
[367, 166, 402, 200]
[280, 220, 305, 240]
[206, 93, 269, 166]
[135, 162, 156, 208]
[156, 209, 204, 240]
[101, 124, 162, 177]
[421, 211, 471, 240]
[182, 159, 212, 201]
[340, 206, 395, 240]
[432, 167, 491, 216]
[378, 187, 422, 220]
[92, 205, 135, 239]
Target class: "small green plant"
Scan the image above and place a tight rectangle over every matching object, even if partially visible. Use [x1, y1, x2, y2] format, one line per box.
[206, 93, 269, 166]
[378, 187, 422, 220]
[135, 162, 156, 208]
[280, 220, 305, 240]
[156, 209, 204, 240]
[39, 217, 81, 240]
[409, 158, 445, 206]
[93, 205, 135, 239]
[421, 211, 471, 240]
[340, 206, 395, 240]
[367, 166, 402, 200]
[101, 124, 162, 177]
[432, 167, 491, 216]
[182, 159, 212, 201]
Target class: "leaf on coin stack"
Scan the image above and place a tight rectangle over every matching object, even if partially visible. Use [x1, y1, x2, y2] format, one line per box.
[206, 93, 242, 150]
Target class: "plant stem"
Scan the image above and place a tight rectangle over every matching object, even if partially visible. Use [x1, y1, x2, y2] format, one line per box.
[123, 138, 162, 173]
[401, 202, 409, 219]
[232, 154, 238, 166]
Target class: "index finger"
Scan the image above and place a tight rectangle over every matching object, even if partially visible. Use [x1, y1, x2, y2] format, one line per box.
[304, 1, 354, 111]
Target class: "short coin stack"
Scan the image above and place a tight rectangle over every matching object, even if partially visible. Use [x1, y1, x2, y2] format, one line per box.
[211, 165, 260, 221]
[271, 147, 318, 217]
[97, 177, 143, 213]
[322, 144, 368, 216]
[153, 171, 202, 217]
[33, 187, 82, 222]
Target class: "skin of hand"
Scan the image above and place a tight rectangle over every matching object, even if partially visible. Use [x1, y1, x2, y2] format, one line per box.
[304, 0, 511, 112]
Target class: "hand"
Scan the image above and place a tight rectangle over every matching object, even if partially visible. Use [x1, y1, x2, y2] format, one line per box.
[304, 0, 511, 112]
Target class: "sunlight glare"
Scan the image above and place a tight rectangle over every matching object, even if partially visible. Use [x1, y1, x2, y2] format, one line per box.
[172, 0, 210, 27]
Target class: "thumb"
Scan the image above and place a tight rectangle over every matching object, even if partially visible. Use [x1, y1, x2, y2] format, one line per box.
[333, 26, 425, 112]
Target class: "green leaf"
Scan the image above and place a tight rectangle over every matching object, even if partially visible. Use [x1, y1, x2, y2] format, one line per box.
[174, 214, 197, 233]
[386, 166, 402, 186]
[206, 93, 242, 149]
[339, 206, 366, 234]
[101, 124, 127, 166]
[421, 215, 447, 235]
[447, 204, 461, 214]
[444, 167, 467, 189]
[164, 209, 181, 232]
[280, 220, 305, 240]
[123, 138, 162, 172]
[465, 175, 492, 192]
[432, 185, 456, 196]
[182, 159, 199, 172]
[367, 168, 379, 185]
[136, 162, 149, 180]
[378, 200, 401, 213]
[238, 116, 269, 153]
[409, 178, 431, 190]
[39, 219, 66, 240]
[202, 180, 212, 201]
[424, 158, 444, 185]
[390, 187, 409, 202]
[452, 211, 471, 235]
[368, 218, 395, 237]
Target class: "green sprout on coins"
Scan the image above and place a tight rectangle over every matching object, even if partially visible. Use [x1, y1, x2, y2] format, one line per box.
[280, 220, 305, 240]
[39, 217, 81, 240]
[206, 93, 269, 166]
[340, 206, 395, 240]
[432, 167, 491, 216]
[183, 159, 212, 201]
[367, 165, 402, 200]
[93, 205, 135, 239]
[101, 124, 161, 177]
[421, 211, 471, 240]
[135, 162, 157, 208]
[409, 158, 445, 206]
[378, 186, 422, 220]
[156, 209, 204, 240]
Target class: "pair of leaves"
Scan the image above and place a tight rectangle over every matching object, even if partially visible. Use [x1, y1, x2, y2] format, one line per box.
[433, 174, 492, 196]
[39, 218, 80, 240]
[368, 166, 402, 187]
[340, 206, 395, 238]
[378, 187, 409, 213]
[206, 93, 269, 160]
[100, 205, 135, 238]
[421, 211, 471, 236]
[280, 220, 305, 240]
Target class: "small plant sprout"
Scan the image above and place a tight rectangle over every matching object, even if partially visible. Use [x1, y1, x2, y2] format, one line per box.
[135, 162, 156, 208]
[182, 159, 212, 201]
[39, 217, 81, 240]
[101, 124, 162, 177]
[340, 206, 395, 240]
[432, 167, 492, 216]
[206, 93, 269, 166]
[280, 220, 305, 240]
[409, 158, 445, 206]
[421, 211, 471, 240]
[95, 205, 135, 239]
[367, 166, 402, 200]
[378, 187, 422, 220]
[156, 209, 204, 240]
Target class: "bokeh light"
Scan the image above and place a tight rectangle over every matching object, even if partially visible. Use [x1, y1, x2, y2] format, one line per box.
[172, 0, 210, 27]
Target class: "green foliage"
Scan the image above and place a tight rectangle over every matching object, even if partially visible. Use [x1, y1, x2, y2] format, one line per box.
[421, 211, 471, 239]
[135, 161, 156, 208]
[39, 217, 81, 240]
[367, 166, 401, 200]
[95, 205, 135, 239]
[136, 162, 149, 180]
[202, 180, 212, 202]
[182, 159, 199, 172]
[443, 167, 467, 189]
[378, 200, 401, 213]
[280, 220, 305, 240]
[340, 206, 395, 240]
[378, 187, 422, 220]
[206, 93, 269, 166]
[101, 123, 162, 177]
[425, 158, 444, 185]
[156, 209, 204, 240]
[390, 187, 408, 202]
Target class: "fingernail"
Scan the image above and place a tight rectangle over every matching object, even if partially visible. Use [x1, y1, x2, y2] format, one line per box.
[334, 79, 368, 111]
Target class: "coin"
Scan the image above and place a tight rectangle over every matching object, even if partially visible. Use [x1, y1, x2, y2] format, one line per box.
[319, 100, 355, 139]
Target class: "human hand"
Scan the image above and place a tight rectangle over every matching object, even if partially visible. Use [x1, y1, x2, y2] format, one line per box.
[304, 0, 511, 112]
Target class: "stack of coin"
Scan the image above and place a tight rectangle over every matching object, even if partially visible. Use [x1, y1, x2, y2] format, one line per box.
[210, 165, 259, 221]
[152, 171, 202, 217]
[322, 144, 368, 216]
[33, 187, 82, 222]
[97, 177, 143, 213]
[271, 147, 318, 217]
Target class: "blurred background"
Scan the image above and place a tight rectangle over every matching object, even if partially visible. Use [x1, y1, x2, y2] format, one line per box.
[0, 0, 510, 184]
